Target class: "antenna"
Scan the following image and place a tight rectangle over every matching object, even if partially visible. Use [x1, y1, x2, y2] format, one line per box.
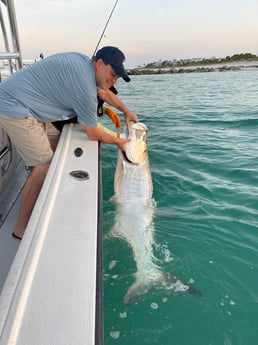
[92, 0, 119, 57]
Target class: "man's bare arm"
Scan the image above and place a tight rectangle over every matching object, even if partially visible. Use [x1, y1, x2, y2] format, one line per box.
[83, 124, 130, 151]
[97, 88, 138, 124]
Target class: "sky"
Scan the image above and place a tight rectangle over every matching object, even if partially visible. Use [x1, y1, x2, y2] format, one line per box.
[1, 0, 258, 68]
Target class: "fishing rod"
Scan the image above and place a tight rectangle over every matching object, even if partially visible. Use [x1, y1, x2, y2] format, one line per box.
[92, 0, 119, 57]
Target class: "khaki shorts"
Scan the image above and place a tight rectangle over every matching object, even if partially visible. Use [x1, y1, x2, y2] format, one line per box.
[0, 114, 60, 166]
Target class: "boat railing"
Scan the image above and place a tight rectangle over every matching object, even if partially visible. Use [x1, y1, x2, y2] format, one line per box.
[0, 0, 25, 213]
[0, 0, 22, 77]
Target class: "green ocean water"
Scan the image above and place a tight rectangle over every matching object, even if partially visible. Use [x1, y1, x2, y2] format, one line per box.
[100, 70, 258, 345]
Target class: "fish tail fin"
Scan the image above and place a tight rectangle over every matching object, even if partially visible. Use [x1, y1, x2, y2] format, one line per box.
[123, 281, 150, 305]
[123, 272, 201, 304]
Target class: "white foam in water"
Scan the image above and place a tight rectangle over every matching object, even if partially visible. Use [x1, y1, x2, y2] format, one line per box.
[188, 278, 195, 284]
[220, 295, 236, 308]
[165, 279, 189, 293]
[110, 331, 120, 339]
[163, 248, 174, 262]
[119, 311, 127, 319]
[150, 302, 159, 309]
[174, 281, 189, 293]
[109, 260, 118, 270]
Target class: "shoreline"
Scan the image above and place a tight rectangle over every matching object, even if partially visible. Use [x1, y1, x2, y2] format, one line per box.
[128, 61, 258, 76]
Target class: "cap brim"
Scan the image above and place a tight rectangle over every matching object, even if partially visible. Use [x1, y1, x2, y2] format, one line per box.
[111, 64, 131, 82]
[123, 76, 131, 82]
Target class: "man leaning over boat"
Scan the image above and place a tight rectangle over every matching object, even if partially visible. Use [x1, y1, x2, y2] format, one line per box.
[0, 46, 138, 240]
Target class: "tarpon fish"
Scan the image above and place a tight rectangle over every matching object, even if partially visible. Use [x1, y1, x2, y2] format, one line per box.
[110, 122, 201, 304]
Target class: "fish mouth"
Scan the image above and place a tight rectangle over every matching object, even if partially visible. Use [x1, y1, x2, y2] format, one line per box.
[122, 122, 148, 165]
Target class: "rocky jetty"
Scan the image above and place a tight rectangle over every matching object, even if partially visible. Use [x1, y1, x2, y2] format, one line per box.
[128, 65, 245, 76]
[128, 53, 258, 76]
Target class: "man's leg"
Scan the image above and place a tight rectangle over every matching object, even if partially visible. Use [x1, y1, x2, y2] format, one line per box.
[12, 163, 50, 239]
[0, 116, 56, 240]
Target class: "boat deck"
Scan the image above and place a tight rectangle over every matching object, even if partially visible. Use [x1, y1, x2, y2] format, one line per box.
[0, 124, 102, 345]
[0, 159, 28, 293]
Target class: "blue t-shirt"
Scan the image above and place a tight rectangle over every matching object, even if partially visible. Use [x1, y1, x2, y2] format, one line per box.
[0, 52, 98, 127]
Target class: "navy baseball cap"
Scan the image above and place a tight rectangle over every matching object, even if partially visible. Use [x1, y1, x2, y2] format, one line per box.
[96, 46, 130, 82]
